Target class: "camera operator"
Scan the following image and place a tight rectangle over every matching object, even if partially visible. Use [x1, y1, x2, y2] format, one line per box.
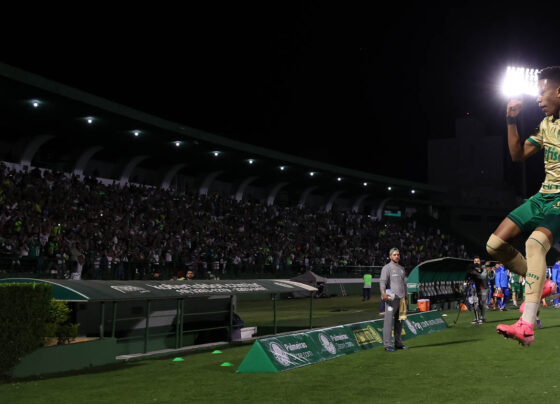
[469, 256, 488, 324]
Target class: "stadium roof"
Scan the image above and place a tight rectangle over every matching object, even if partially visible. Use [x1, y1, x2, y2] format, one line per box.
[0, 62, 445, 200]
[0, 278, 317, 302]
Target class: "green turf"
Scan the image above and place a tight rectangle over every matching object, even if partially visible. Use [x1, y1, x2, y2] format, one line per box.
[3, 298, 560, 403]
[239, 295, 385, 334]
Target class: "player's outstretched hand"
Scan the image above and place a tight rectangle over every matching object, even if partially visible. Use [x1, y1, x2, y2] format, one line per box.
[507, 100, 523, 118]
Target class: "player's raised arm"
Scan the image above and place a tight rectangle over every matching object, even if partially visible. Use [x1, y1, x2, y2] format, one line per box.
[506, 100, 540, 162]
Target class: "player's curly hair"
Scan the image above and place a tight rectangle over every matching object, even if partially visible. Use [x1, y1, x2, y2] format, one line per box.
[538, 66, 560, 84]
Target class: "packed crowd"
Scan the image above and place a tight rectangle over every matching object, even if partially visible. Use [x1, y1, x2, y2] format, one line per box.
[0, 164, 469, 279]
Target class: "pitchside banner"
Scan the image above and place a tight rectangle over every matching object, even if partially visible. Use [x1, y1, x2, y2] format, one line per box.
[306, 326, 361, 359]
[237, 311, 447, 373]
[401, 311, 448, 340]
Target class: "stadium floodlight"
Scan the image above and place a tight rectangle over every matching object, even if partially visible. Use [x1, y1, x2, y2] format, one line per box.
[411, 189, 416, 194]
[309, 172, 315, 177]
[501, 66, 539, 97]
[32, 101, 39, 108]
[387, 186, 392, 191]
[363, 182, 368, 187]
[175, 141, 181, 147]
[337, 177, 342, 182]
[212, 151, 220, 157]
[279, 166, 286, 171]
[133, 130, 140, 137]
[247, 159, 255, 165]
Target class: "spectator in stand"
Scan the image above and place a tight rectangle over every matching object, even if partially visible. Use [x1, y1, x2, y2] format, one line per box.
[0, 164, 472, 280]
[97, 251, 108, 280]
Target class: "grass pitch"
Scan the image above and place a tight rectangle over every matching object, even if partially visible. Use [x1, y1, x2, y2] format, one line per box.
[2, 296, 560, 403]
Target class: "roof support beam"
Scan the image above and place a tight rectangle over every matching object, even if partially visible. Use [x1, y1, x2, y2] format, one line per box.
[199, 171, 223, 195]
[20, 135, 54, 167]
[73, 146, 103, 178]
[119, 156, 147, 186]
[324, 191, 344, 212]
[352, 194, 369, 213]
[298, 186, 318, 209]
[161, 164, 187, 190]
[235, 176, 258, 202]
[374, 197, 391, 220]
[267, 182, 288, 206]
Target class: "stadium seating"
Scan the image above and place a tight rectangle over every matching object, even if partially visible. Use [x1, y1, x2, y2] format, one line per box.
[0, 164, 471, 280]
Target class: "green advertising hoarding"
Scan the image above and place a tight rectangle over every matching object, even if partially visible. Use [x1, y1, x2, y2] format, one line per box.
[401, 311, 448, 339]
[237, 311, 447, 373]
[237, 333, 320, 372]
[306, 326, 361, 358]
[345, 321, 384, 350]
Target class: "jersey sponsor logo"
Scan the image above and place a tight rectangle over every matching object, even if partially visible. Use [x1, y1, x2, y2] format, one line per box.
[544, 145, 560, 162]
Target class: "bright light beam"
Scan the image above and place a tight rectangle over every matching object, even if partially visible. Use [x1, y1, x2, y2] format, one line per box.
[501, 66, 539, 97]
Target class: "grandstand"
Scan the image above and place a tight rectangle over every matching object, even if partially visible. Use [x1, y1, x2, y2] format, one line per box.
[0, 63, 472, 281]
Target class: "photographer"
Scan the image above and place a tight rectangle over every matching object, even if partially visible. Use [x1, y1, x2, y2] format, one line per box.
[468, 256, 488, 324]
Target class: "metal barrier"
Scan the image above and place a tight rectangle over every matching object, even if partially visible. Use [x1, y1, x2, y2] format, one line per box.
[0, 256, 385, 281]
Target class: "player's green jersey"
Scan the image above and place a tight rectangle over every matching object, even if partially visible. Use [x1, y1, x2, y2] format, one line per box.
[528, 116, 560, 193]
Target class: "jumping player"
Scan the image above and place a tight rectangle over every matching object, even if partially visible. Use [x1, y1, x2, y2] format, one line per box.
[486, 66, 560, 346]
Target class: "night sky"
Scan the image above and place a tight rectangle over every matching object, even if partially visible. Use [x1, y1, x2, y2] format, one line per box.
[4, 5, 560, 183]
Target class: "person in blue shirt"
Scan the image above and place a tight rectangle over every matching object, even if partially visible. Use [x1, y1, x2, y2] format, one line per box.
[552, 259, 560, 308]
[494, 262, 510, 310]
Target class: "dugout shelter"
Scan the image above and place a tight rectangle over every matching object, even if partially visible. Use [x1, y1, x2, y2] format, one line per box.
[290, 270, 328, 298]
[406, 257, 472, 311]
[2, 278, 316, 377]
